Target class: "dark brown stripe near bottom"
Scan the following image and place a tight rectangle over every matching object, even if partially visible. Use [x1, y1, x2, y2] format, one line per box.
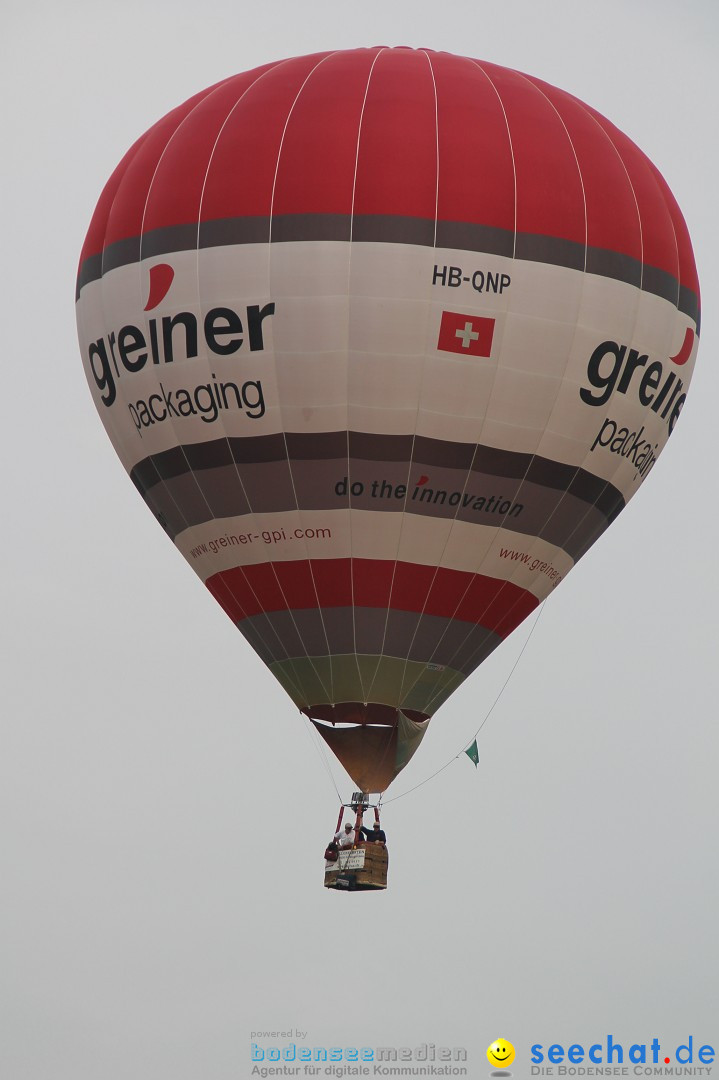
[236, 605, 503, 675]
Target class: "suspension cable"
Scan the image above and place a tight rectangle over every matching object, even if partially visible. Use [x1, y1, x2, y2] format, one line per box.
[302, 714, 343, 804]
[382, 600, 545, 804]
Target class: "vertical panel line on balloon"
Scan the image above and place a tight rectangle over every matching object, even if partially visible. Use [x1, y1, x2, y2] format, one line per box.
[266, 52, 342, 708]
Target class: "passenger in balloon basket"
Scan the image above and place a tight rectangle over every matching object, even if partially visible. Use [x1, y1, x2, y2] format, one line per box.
[359, 821, 386, 847]
[334, 823, 356, 848]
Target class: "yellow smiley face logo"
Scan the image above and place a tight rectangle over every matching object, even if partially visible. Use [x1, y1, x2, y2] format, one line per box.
[487, 1039, 516, 1069]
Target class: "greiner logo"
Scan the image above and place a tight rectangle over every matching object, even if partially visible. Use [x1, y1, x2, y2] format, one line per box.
[86, 301, 275, 407]
[144, 263, 175, 310]
[581, 336, 692, 434]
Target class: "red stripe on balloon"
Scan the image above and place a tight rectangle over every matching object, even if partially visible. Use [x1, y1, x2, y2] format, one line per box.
[432, 52, 516, 234]
[352, 49, 438, 221]
[271, 49, 377, 217]
[205, 559, 538, 638]
[77, 47, 699, 303]
[478, 60, 586, 248]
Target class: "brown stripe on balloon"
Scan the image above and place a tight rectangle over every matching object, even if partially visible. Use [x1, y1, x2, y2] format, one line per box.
[200, 216, 272, 248]
[131, 430, 624, 509]
[514, 232, 585, 272]
[288, 431, 349, 459]
[130, 434, 624, 559]
[233, 606, 504, 674]
[140, 224, 203, 261]
[76, 251, 104, 296]
[144, 463, 614, 559]
[642, 263, 679, 309]
[270, 213, 352, 243]
[75, 215, 701, 322]
[435, 220, 514, 258]
[351, 214, 436, 246]
[678, 283, 700, 330]
[131, 433, 287, 491]
[347, 432, 415, 462]
[586, 247, 642, 289]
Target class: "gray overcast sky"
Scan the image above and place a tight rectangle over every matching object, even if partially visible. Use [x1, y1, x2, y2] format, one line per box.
[2, 3, 717, 1079]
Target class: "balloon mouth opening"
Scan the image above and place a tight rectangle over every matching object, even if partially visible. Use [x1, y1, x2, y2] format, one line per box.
[302, 702, 429, 727]
[307, 705, 431, 794]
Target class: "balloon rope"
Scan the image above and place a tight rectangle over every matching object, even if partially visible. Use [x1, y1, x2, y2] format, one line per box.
[303, 715, 343, 805]
[382, 601, 545, 804]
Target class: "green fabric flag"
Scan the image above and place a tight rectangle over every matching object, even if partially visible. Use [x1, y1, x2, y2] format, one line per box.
[464, 739, 479, 767]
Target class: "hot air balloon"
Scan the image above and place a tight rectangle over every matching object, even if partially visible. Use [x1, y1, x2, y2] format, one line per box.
[76, 48, 700, 808]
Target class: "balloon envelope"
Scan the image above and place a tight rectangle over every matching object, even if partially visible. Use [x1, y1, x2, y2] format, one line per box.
[76, 48, 700, 792]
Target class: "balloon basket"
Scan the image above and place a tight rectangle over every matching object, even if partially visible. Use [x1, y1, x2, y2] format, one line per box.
[324, 844, 388, 891]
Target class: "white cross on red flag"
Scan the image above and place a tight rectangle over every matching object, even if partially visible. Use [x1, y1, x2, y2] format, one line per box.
[437, 311, 495, 357]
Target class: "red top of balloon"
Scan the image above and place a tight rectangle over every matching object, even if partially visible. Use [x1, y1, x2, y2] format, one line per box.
[78, 47, 699, 324]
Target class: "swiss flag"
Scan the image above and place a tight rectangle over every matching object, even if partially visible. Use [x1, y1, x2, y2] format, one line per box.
[438, 311, 495, 357]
